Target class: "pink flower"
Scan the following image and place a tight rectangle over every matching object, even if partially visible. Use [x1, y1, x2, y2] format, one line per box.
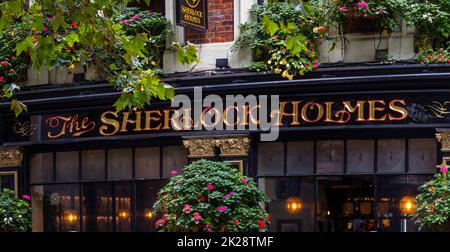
[241, 178, 248, 183]
[0, 61, 9, 67]
[357, 1, 369, 9]
[206, 184, 214, 191]
[217, 206, 227, 213]
[378, 9, 384, 14]
[193, 212, 201, 221]
[440, 164, 448, 173]
[313, 64, 319, 69]
[131, 15, 140, 21]
[223, 191, 233, 199]
[337, 5, 347, 12]
[145, 12, 153, 17]
[119, 20, 130, 25]
[22, 194, 31, 201]
[171, 169, 177, 175]
[0, 76, 4, 84]
[155, 218, 165, 227]
[183, 204, 192, 213]
[42, 27, 48, 32]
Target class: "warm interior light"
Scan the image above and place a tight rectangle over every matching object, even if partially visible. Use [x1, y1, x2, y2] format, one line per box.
[145, 210, 154, 220]
[119, 211, 129, 218]
[65, 213, 78, 223]
[399, 196, 417, 215]
[286, 197, 302, 214]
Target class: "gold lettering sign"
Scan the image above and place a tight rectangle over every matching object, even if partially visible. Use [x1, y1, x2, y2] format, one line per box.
[177, 0, 208, 31]
[40, 99, 409, 139]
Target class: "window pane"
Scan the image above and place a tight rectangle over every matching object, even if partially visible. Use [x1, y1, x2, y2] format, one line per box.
[408, 139, 436, 174]
[162, 146, 188, 178]
[347, 140, 374, 174]
[115, 183, 132, 232]
[31, 184, 80, 232]
[260, 177, 315, 232]
[317, 176, 375, 232]
[377, 139, 405, 174]
[0, 174, 15, 192]
[287, 142, 313, 175]
[258, 142, 284, 176]
[55, 151, 79, 182]
[135, 147, 160, 179]
[30, 153, 54, 183]
[82, 183, 113, 232]
[317, 141, 344, 174]
[136, 180, 167, 232]
[377, 175, 433, 232]
[81, 150, 105, 180]
[108, 149, 132, 180]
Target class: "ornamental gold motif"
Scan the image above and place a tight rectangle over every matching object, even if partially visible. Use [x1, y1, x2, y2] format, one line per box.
[436, 129, 450, 152]
[0, 148, 23, 168]
[182, 137, 251, 158]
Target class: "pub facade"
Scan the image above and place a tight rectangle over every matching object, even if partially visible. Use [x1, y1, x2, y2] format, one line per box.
[1, 0, 450, 232]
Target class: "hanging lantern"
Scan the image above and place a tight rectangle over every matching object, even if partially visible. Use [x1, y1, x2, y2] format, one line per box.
[286, 196, 302, 214]
[399, 196, 416, 215]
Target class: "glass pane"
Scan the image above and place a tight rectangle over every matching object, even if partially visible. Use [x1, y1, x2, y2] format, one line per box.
[55, 151, 79, 182]
[347, 140, 375, 174]
[317, 141, 344, 174]
[135, 147, 160, 179]
[162, 146, 188, 178]
[31, 184, 80, 232]
[136, 180, 167, 232]
[258, 142, 284, 176]
[286, 142, 313, 175]
[81, 150, 105, 180]
[0, 174, 15, 192]
[317, 176, 375, 232]
[260, 177, 315, 232]
[30, 153, 54, 183]
[376, 175, 433, 232]
[82, 183, 113, 232]
[108, 149, 132, 180]
[377, 139, 405, 174]
[408, 139, 436, 174]
[115, 183, 132, 232]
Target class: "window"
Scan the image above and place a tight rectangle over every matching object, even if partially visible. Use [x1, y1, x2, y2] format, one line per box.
[108, 149, 132, 180]
[56, 151, 79, 182]
[317, 141, 344, 174]
[377, 139, 405, 174]
[347, 140, 375, 174]
[408, 139, 436, 174]
[286, 142, 314, 175]
[30, 145, 186, 232]
[260, 177, 315, 232]
[81, 150, 105, 180]
[30, 153, 54, 183]
[0, 172, 17, 193]
[135, 147, 160, 179]
[258, 142, 284, 176]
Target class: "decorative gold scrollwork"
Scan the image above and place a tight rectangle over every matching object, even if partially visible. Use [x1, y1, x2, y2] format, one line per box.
[13, 121, 37, 137]
[424, 101, 450, 118]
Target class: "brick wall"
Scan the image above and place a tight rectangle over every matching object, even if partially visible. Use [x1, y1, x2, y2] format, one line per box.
[184, 0, 234, 44]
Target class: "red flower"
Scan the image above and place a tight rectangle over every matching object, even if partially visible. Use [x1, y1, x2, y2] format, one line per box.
[70, 22, 79, 28]
[234, 220, 239, 225]
[221, 227, 225, 232]
[273, 36, 278, 41]
[0, 61, 8, 67]
[258, 220, 266, 229]
[198, 195, 206, 202]
[8, 69, 14, 73]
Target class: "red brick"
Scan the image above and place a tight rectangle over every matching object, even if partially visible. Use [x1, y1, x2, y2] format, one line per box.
[184, 0, 234, 44]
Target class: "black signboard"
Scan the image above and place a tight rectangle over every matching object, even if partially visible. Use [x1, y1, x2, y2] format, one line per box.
[4, 92, 450, 144]
[176, 0, 208, 31]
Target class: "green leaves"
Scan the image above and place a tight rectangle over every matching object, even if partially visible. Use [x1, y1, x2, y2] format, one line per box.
[261, 15, 279, 36]
[172, 42, 200, 65]
[0, 188, 32, 232]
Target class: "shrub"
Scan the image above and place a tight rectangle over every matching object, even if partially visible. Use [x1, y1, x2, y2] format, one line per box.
[153, 160, 270, 232]
[0, 189, 32, 232]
